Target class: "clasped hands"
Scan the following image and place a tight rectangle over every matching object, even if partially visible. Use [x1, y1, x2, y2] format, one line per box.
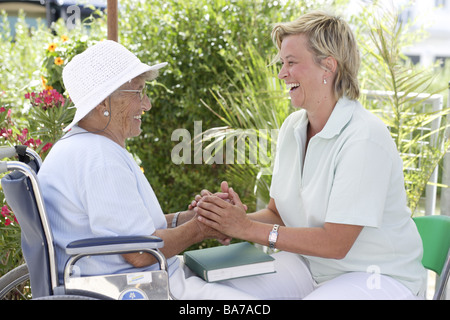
[191, 181, 251, 245]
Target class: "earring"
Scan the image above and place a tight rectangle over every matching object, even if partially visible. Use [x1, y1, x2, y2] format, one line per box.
[103, 110, 110, 117]
[323, 79, 327, 85]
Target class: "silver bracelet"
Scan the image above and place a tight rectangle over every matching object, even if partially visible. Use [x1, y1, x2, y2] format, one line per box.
[171, 211, 181, 228]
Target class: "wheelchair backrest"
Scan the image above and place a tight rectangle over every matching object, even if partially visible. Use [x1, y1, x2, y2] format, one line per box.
[1, 147, 57, 298]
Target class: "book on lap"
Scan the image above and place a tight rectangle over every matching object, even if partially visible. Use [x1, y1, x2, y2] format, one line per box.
[183, 242, 276, 282]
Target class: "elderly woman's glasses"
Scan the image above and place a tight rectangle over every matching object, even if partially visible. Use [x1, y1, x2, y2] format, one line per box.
[119, 85, 148, 101]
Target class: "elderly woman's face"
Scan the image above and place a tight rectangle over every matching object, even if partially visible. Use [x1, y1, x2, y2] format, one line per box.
[277, 34, 327, 109]
[109, 77, 151, 142]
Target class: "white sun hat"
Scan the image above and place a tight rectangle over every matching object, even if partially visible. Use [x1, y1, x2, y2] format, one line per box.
[62, 40, 167, 132]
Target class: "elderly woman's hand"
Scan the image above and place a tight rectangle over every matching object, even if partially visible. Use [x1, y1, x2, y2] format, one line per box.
[188, 181, 248, 211]
[188, 189, 213, 210]
[195, 187, 251, 240]
[192, 212, 232, 245]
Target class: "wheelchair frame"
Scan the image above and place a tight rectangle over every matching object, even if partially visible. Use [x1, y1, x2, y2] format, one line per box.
[0, 146, 173, 300]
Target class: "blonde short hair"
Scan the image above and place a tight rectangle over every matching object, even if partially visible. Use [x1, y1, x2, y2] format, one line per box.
[271, 11, 360, 100]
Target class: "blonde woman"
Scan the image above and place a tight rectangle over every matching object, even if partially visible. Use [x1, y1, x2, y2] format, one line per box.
[195, 11, 426, 299]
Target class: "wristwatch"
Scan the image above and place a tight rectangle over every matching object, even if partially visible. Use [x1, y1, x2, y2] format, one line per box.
[268, 224, 279, 249]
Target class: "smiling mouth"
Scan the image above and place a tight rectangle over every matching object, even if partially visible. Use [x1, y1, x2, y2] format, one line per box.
[287, 83, 300, 92]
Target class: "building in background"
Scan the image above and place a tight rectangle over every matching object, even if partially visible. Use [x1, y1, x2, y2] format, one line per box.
[399, 0, 450, 67]
[0, 0, 106, 37]
[350, 0, 450, 67]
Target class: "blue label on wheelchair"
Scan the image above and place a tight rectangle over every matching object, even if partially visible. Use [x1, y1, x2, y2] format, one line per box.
[119, 288, 148, 300]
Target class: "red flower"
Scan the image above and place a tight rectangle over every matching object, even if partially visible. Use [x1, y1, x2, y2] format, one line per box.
[24, 138, 42, 148]
[44, 95, 52, 105]
[25, 89, 66, 110]
[42, 142, 53, 152]
[16, 128, 29, 144]
[1, 128, 12, 140]
[1, 205, 10, 216]
[1, 205, 18, 226]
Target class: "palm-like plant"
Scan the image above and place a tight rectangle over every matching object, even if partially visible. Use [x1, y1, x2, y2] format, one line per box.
[356, 5, 450, 214]
[201, 45, 292, 205]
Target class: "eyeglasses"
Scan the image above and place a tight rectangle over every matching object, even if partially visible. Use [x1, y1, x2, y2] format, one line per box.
[118, 85, 148, 101]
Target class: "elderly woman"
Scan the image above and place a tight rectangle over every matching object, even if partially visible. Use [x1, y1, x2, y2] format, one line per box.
[37, 40, 259, 300]
[194, 11, 427, 299]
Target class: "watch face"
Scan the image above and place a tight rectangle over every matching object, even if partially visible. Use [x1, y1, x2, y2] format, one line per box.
[269, 232, 277, 242]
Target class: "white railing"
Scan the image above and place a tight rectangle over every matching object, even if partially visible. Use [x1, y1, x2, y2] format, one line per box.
[440, 86, 450, 216]
[363, 90, 448, 216]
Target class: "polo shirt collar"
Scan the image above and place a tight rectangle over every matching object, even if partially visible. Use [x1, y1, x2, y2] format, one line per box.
[316, 96, 356, 139]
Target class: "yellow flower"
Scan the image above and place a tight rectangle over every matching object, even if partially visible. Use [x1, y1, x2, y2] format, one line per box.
[47, 43, 57, 52]
[61, 35, 69, 42]
[54, 57, 64, 66]
[41, 76, 48, 87]
[40, 76, 53, 90]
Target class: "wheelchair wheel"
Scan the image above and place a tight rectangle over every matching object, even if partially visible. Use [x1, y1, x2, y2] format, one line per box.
[33, 295, 98, 300]
[0, 264, 31, 300]
[0, 264, 98, 300]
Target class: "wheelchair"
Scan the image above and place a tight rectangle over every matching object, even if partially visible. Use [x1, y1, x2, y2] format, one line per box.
[0, 146, 173, 300]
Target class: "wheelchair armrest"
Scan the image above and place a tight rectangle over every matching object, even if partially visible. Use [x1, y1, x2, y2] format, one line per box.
[65, 235, 164, 256]
[63, 235, 172, 299]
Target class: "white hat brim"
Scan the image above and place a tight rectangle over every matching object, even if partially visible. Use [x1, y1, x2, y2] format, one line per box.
[63, 61, 168, 132]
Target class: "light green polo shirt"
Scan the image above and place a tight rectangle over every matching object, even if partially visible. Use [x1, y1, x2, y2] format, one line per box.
[270, 97, 426, 295]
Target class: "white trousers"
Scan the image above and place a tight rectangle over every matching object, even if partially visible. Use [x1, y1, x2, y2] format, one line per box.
[169, 251, 422, 300]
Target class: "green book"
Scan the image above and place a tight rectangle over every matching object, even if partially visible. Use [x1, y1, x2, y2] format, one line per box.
[183, 242, 276, 282]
